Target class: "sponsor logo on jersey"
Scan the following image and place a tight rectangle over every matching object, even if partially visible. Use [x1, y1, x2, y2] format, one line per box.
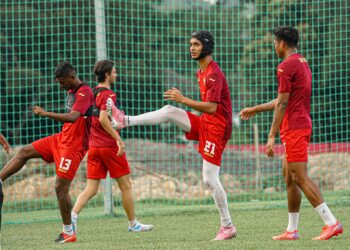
[298, 57, 308, 63]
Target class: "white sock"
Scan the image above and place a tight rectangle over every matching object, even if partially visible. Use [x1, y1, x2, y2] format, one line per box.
[315, 202, 337, 226]
[202, 160, 232, 227]
[127, 105, 191, 132]
[286, 212, 299, 232]
[63, 224, 73, 235]
[71, 211, 78, 222]
[129, 219, 137, 227]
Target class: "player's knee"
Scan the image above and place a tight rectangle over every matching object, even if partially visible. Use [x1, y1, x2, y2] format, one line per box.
[161, 105, 176, 115]
[55, 182, 69, 199]
[88, 187, 98, 197]
[290, 172, 305, 186]
[120, 187, 132, 196]
[119, 181, 132, 193]
[203, 177, 215, 191]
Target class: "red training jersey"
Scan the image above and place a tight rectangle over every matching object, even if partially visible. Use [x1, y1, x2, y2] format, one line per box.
[277, 53, 312, 134]
[58, 84, 94, 151]
[197, 60, 233, 140]
[89, 87, 118, 148]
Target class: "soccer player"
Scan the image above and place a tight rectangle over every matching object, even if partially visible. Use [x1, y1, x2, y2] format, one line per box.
[108, 30, 236, 241]
[0, 133, 10, 229]
[0, 61, 94, 243]
[239, 26, 343, 240]
[71, 60, 153, 233]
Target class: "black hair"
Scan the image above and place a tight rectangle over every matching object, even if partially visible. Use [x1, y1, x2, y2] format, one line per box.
[191, 30, 215, 59]
[93, 60, 114, 83]
[273, 26, 299, 47]
[54, 61, 75, 78]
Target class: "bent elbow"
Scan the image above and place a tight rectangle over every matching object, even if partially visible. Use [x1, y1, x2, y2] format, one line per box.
[68, 117, 79, 123]
[99, 116, 104, 123]
[276, 100, 288, 111]
[208, 106, 217, 114]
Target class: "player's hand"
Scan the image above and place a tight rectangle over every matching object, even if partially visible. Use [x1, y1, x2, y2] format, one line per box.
[266, 135, 275, 158]
[32, 106, 47, 116]
[163, 87, 186, 103]
[0, 133, 10, 154]
[239, 107, 257, 120]
[116, 139, 125, 156]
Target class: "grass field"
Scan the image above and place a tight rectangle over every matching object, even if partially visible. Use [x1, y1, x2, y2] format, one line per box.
[1, 200, 349, 250]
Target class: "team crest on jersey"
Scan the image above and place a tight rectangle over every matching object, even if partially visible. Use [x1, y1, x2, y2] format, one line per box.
[278, 68, 284, 72]
[209, 78, 216, 82]
[78, 92, 85, 96]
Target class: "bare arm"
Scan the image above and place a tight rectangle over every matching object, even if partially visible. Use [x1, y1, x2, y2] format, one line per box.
[99, 110, 125, 156]
[0, 133, 10, 154]
[32, 106, 81, 123]
[266, 93, 289, 158]
[164, 87, 217, 114]
[239, 99, 277, 120]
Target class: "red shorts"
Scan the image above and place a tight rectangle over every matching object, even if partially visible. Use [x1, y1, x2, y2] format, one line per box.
[185, 112, 229, 166]
[280, 129, 312, 163]
[87, 146, 130, 179]
[32, 134, 86, 180]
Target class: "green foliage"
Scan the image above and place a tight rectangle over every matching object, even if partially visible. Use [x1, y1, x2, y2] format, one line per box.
[0, 0, 349, 144]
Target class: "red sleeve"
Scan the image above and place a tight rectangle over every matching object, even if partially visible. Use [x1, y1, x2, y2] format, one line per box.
[71, 86, 94, 114]
[205, 73, 223, 103]
[96, 90, 117, 111]
[277, 61, 295, 93]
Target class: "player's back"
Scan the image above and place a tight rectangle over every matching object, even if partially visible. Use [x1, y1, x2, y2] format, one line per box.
[59, 84, 94, 151]
[89, 87, 118, 148]
[278, 54, 312, 132]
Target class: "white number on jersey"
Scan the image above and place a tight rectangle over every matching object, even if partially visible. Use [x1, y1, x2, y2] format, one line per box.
[204, 140, 216, 155]
[59, 157, 72, 171]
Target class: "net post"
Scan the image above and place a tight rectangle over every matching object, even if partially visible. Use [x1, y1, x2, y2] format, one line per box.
[253, 123, 262, 191]
[94, 0, 114, 215]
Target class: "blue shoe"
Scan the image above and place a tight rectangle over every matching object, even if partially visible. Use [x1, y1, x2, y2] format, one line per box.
[128, 222, 153, 232]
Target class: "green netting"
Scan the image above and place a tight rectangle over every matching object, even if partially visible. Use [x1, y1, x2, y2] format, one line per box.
[0, 0, 349, 223]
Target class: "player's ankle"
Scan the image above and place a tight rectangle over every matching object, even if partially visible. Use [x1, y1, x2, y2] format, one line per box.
[71, 211, 79, 220]
[129, 219, 137, 227]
